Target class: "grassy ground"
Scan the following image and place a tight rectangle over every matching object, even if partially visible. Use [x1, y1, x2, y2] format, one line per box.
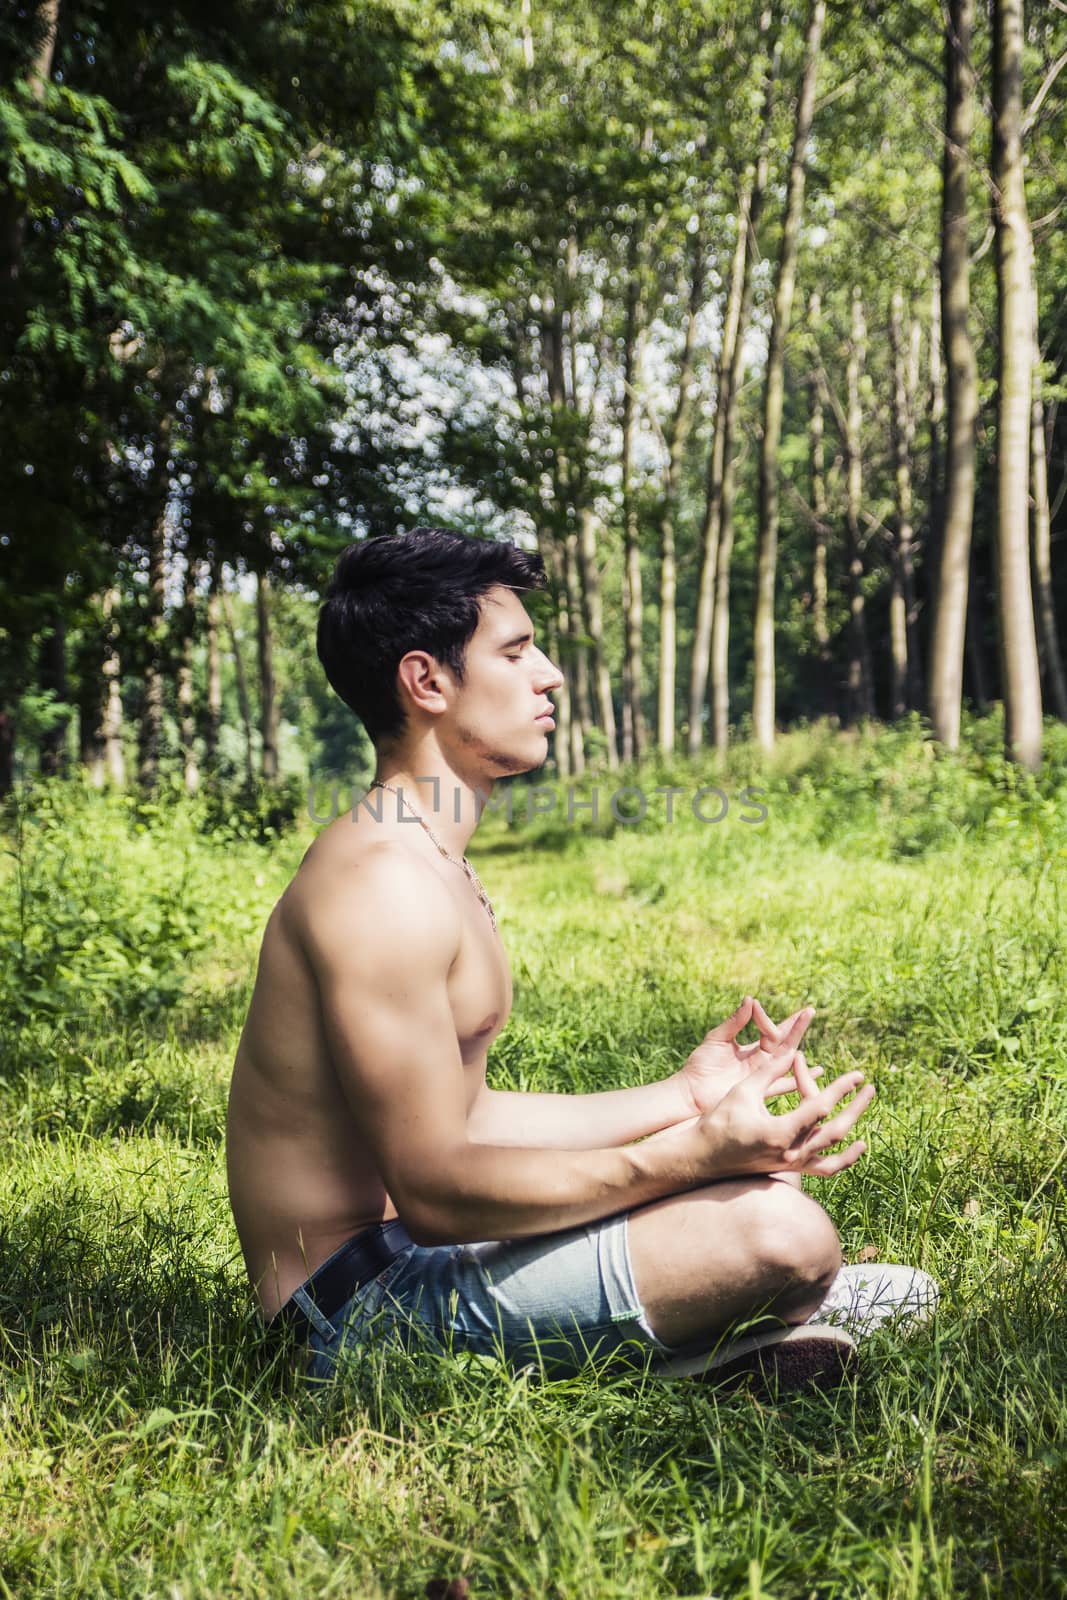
[1, 717, 1065, 1598]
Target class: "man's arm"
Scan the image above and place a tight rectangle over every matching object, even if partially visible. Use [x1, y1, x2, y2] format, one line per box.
[467, 998, 814, 1151]
[300, 843, 693, 1242]
[301, 844, 873, 1245]
[465, 1078, 695, 1151]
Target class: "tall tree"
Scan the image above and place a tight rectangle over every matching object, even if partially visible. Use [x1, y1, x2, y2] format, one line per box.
[807, 290, 833, 704]
[844, 285, 874, 720]
[256, 570, 279, 783]
[991, 0, 1043, 769]
[656, 228, 705, 753]
[752, 0, 825, 751]
[928, 0, 980, 751]
[221, 579, 255, 786]
[137, 498, 168, 792]
[1030, 280, 1067, 720]
[177, 557, 200, 795]
[619, 239, 649, 764]
[204, 552, 222, 772]
[888, 288, 924, 714]
[688, 7, 779, 755]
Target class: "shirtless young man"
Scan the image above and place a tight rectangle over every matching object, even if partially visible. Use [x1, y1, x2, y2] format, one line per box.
[226, 527, 936, 1389]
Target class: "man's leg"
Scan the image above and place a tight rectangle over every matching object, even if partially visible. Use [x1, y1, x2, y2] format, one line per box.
[627, 1177, 841, 1350]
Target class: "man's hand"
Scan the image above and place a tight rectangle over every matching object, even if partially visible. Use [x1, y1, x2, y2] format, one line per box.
[689, 1045, 875, 1182]
[677, 996, 819, 1118]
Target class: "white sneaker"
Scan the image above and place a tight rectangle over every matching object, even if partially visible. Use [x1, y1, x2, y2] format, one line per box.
[650, 1322, 858, 1394]
[809, 1263, 940, 1337]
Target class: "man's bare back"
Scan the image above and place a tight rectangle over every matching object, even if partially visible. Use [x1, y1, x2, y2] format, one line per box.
[226, 801, 511, 1318]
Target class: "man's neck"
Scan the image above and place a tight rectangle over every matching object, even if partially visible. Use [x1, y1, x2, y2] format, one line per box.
[369, 764, 492, 857]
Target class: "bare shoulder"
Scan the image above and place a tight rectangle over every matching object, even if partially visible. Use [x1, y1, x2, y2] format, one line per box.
[286, 833, 462, 978]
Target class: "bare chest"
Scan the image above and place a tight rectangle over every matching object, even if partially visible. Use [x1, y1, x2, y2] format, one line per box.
[447, 894, 512, 1062]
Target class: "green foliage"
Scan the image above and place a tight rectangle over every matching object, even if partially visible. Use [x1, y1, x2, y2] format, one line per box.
[0, 783, 278, 1038]
[196, 774, 307, 845]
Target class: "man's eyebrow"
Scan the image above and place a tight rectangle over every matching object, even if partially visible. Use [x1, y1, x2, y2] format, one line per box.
[498, 630, 535, 650]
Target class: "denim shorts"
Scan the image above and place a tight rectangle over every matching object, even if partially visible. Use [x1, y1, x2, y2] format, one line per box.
[305, 1210, 689, 1382]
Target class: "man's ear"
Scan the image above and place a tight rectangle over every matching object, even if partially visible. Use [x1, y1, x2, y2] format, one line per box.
[396, 651, 450, 717]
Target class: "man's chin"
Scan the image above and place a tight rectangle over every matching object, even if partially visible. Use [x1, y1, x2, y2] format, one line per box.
[489, 744, 552, 779]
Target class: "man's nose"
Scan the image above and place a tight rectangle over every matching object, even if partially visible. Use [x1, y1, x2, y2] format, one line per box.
[538, 653, 565, 691]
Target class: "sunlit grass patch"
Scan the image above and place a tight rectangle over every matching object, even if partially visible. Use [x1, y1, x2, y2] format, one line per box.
[1, 721, 1065, 1595]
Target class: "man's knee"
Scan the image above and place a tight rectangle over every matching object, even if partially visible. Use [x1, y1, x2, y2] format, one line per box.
[749, 1184, 841, 1306]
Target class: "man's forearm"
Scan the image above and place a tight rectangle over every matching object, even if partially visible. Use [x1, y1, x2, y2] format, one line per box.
[400, 1128, 700, 1245]
[465, 1073, 696, 1151]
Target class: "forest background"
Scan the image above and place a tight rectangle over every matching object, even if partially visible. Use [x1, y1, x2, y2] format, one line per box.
[2, 2, 1067, 1597]
[2, 0, 1066, 791]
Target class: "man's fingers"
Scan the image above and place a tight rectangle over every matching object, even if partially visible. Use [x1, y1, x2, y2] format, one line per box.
[757, 1008, 815, 1070]
[750, 998, 783, 1041]
[763, 1058, 824, 1099]
[811, 1068, 866, 1120]
[793, 1049, 820, 1099]
[780, 1007, 815, 1053]
[776, 1069, 865, 1140]
[706, 995, 754, 1042]
[800, 1139, 868, 1177]
[799, 1083, 876, 1153]
[754, 1043, 799, 1085]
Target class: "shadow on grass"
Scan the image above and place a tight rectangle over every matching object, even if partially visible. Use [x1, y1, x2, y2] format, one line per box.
[0, 1187, 313, 1412]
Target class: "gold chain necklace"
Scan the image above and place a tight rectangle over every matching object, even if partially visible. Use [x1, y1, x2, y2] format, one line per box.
[368, 780, 498, 934]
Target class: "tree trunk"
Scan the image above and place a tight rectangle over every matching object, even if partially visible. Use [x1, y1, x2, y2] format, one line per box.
[889, 289, 923, 714]
[100, 585, 125, 788]
[966, 552, 990, 707]
[687, 193, 747, 758]
[178, 560, 200, 794]
[78, 594, 109, 786]
[0, 711, 13, 797]
[138, 500, 168, 791]
[808, 291, 833, 711]
[656, 230, 705, 754]
[711, 264, 765, 751]
[688, 8, 779, 756]
[620, 256, 648, 765]
[542, 290, 590, 773]
[925, 276, 945, 665]
[1031, 283, 1067, 720]
[889, 570, 907, 721]
[844, 286, 874, 721]
[576, 507, 619, 768]
[561, 528, 589, 775]
[538, 531, 572, 781]
[256, 569, 279, 783]
[907, 313, 926, 709]
[205, 550, 222, 769]
[38, 613, 68, 777]
[752, 0, 825, 752]
[221, 579, 255, 784]
[548, 594, 573, 781]
[511, 316, 572, 779]
[79, 639, 105, 784]
[929, 0, 979, 751]
[991, 0, 1042, 769]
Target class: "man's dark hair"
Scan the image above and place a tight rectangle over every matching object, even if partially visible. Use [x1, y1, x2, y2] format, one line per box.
[317, 527, 548, 746]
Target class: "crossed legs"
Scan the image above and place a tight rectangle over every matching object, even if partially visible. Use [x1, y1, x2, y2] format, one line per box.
[627, 1176, 841, 1350]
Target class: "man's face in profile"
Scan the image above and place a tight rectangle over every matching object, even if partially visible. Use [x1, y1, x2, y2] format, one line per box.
[442, 585, 564, 779]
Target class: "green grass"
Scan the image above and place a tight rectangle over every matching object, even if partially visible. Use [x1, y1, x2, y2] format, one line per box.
[1, 717, 1066, 1598]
